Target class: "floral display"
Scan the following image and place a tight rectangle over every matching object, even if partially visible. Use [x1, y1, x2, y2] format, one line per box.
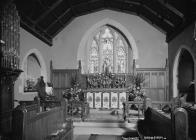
[87, 72, 126, 88]
[63, 83, 84, 102]
[24, 77, 37, 92]
[126, 73, 145, 101]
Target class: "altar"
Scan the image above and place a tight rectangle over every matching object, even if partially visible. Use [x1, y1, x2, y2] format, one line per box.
[83, 72, 128, 109]
[85, 88, 128, 109]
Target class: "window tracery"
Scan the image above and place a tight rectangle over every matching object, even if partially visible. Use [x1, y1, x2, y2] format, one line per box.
[88, 26, 127, 73]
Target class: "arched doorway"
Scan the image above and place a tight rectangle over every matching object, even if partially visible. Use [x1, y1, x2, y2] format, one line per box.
[173, 48, 195, 102]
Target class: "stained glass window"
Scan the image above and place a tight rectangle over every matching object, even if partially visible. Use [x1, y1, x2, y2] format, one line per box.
[89, 40, 99, 73]
[88, 26, 127, 73]
[116, 39, 126, 73]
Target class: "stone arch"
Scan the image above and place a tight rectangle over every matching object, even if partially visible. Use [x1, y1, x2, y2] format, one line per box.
[172, 46, 195, 98]
[19, 48, 47, 93]
[77, 18, 138, 73]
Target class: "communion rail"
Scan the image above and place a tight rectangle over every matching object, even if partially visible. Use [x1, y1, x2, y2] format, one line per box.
[123, 99, 171, 121]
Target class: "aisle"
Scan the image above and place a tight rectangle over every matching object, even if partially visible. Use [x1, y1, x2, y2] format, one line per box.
[73, 109, 139, 140]
[73, 122, 137, 140]
[85, 109, 124, 122]
[85, 108, 143, 123]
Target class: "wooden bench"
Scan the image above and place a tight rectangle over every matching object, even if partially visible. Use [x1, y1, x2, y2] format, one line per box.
[183, 106, 196, 140]
[137, 106, 189, 140]
[12, 100, 73, 140]
[137, 107, 172, 140]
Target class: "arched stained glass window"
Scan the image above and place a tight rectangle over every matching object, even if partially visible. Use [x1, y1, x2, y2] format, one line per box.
[89, 40, 99, 73]
[116, 39, 126, 73]
[88, 25, 127, 73]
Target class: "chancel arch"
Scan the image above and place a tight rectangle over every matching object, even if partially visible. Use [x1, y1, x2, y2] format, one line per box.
[173, 47, 195, 102]
[77, 18, 138, 74]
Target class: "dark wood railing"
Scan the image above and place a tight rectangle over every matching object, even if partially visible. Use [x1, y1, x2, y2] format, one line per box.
[183, 106, 196, 140]
[124, 101, 144, 120]
[136, 98, 196, 140]
[12, 100, 73, 140]
[123, 98, 172, 121]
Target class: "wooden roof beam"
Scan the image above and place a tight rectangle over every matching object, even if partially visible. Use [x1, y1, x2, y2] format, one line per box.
[35, 0, 63, 24]
[45, 8, 72, 33]
[21, 20, 52, 46]
[140, 5, 174, 34]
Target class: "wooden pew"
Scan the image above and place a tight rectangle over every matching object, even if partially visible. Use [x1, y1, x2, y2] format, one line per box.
[12, 100, 73, 140]
[183, 106, 196, 140]
[173, 108, 188, 140]
[137, 99, 189, 140]
[137, 107, 172, 140]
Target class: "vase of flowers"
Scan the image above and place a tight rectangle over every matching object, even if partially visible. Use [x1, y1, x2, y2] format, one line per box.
[63, 83, 84, 102]
[126, 73, 145, 101]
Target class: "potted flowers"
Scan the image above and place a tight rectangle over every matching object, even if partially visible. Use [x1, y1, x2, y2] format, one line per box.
[126, 73, 145, 101]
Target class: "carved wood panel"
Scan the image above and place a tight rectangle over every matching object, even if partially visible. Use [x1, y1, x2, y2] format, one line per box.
[137, 68, 167, 101]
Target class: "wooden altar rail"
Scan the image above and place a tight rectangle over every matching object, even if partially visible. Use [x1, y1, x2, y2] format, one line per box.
[67, 101, 90, 121]
[123, 99, 171, 120]
[151, 101, 171, 110]
[12, 100, 73, 140]
[124, 101, 144, 119]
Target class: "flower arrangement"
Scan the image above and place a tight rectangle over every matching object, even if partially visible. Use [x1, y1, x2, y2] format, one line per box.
[63, 83, 84, 101]
[126, 73, 145, 101]
[63, 75, 84, 101]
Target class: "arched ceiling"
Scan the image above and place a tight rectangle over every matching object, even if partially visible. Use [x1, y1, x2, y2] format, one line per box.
[12, 0, 196, 46]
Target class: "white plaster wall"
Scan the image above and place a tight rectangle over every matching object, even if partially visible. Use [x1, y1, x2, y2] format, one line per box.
[14, 28, 52, 102]
[14, 9, 168, 103]
[52, 10, 168, 70]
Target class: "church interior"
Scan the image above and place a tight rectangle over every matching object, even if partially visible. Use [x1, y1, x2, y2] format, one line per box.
[1, 0, 196, 140]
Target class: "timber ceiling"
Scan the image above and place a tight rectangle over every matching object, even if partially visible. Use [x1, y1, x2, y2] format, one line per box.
[12, 0, 196, 46]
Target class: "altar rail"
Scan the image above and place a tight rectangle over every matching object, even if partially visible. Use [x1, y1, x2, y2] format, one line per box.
[123, 99, 171, 120]
[12, 101, 73, 140]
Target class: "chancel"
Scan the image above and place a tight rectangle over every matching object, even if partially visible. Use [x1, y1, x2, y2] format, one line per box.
[0, 0, 196, 140]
